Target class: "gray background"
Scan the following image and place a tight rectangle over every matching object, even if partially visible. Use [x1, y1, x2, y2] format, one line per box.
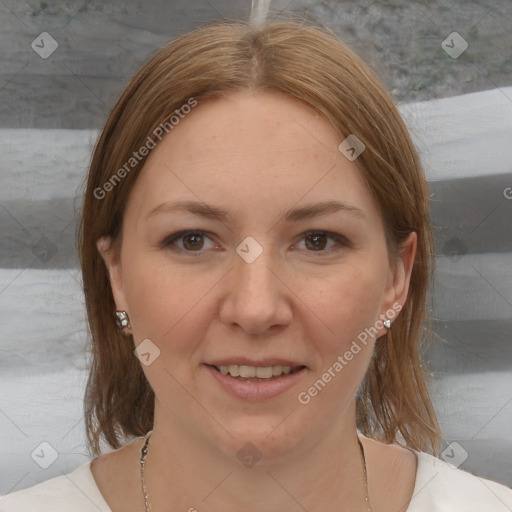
[1, 0, 511, 502]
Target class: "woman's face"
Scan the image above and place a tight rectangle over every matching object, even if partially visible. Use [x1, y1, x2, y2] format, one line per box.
[99, 90, 415, 462]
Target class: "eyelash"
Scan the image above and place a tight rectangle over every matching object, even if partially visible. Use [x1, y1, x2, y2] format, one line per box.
[160, 230, 350, 256]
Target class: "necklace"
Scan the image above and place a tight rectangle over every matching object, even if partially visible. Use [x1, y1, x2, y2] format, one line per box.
[139, 430, 371, 512]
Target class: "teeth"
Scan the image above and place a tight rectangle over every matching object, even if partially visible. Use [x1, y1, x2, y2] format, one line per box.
[217, 364, 296, 379]
[228, 365, 239, 377]
[255, 366, 273, 378]
[239, 365, 256, 378]
[272, 365, 283, 376]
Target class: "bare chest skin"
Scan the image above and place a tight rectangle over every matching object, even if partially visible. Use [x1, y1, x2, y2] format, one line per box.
[362, 436, 418, 512]
[91, 435, 418, 512]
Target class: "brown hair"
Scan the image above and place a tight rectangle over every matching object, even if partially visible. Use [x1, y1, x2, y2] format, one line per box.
[79, 18, 443, 457]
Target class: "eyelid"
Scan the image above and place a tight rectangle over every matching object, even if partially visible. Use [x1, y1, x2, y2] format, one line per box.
[296, 230, 351, 252]
[160, 229, 350, 255]
[159, 230, 218, 253]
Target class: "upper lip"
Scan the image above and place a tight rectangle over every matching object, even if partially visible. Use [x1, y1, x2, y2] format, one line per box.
[206, 358, 306, 369]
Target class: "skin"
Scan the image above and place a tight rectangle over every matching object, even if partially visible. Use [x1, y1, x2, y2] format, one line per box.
[94, 90, 418, 512]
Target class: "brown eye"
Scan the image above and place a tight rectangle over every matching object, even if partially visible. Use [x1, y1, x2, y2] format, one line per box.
[304, 233, 329, 251]
[161, 230, 216, 254]
[182, 233, 205, 251]
[297, 231, 349, 253]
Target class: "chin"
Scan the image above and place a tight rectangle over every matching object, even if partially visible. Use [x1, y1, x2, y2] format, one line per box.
[210, 418, 309, 466]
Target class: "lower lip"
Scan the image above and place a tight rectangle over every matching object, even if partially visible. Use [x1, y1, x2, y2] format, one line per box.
[204, 364, 307, 401]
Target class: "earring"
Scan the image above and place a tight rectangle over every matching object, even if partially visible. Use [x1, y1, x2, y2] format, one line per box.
[116, 311, 131, 335]
[383, 319, 391, 329]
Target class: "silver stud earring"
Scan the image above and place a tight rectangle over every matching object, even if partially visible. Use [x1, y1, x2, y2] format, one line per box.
[116, 311, 131, 335]
[383, 319, 391, 329]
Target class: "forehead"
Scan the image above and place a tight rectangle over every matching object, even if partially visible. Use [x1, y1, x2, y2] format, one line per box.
[124, 90, 380, 228]
[154, 91, 339, 168]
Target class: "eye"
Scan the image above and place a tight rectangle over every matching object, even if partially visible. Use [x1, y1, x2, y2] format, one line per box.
[295, 230, 349, 253]
[160, 229, 350, 256]
[160, 230, 217, 254]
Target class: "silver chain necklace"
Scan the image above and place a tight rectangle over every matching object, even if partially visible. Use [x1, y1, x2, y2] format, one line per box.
[139, 430, 371, 512]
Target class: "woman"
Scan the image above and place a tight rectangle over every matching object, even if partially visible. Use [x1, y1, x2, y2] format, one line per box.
[2, 17, 512, 512]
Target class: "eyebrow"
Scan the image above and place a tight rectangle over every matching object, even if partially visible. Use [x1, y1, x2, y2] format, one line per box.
[146, 199, 366, 223]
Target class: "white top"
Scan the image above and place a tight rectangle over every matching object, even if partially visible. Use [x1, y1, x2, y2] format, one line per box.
[1, 451, 512, 511]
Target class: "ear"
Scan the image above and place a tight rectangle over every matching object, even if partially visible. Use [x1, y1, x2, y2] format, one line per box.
[380, 231, 417, 329]
[96, 236, 129, 312]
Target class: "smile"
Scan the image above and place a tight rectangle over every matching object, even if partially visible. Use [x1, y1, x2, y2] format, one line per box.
[204, 364, 308, 400]
[214, 364, 304, 380]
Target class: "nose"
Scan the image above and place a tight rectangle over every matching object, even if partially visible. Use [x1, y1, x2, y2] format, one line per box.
[219, 244, 293, 336]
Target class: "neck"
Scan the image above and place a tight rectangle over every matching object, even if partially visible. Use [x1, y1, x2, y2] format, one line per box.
[142, 401, 369, 512]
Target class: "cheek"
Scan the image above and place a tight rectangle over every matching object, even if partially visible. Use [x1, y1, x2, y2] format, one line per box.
[298, 258, 388, 352]
[294, 264, 387, 415]
[121, 251, 220, 355]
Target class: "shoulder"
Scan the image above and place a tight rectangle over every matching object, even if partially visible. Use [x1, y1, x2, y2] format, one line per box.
[408, 450, 512, 511]
[0, 462, 111, 512]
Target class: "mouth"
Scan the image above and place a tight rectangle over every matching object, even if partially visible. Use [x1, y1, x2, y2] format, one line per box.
[204, 363, 308, 400]
[207, 363, 307, 382]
